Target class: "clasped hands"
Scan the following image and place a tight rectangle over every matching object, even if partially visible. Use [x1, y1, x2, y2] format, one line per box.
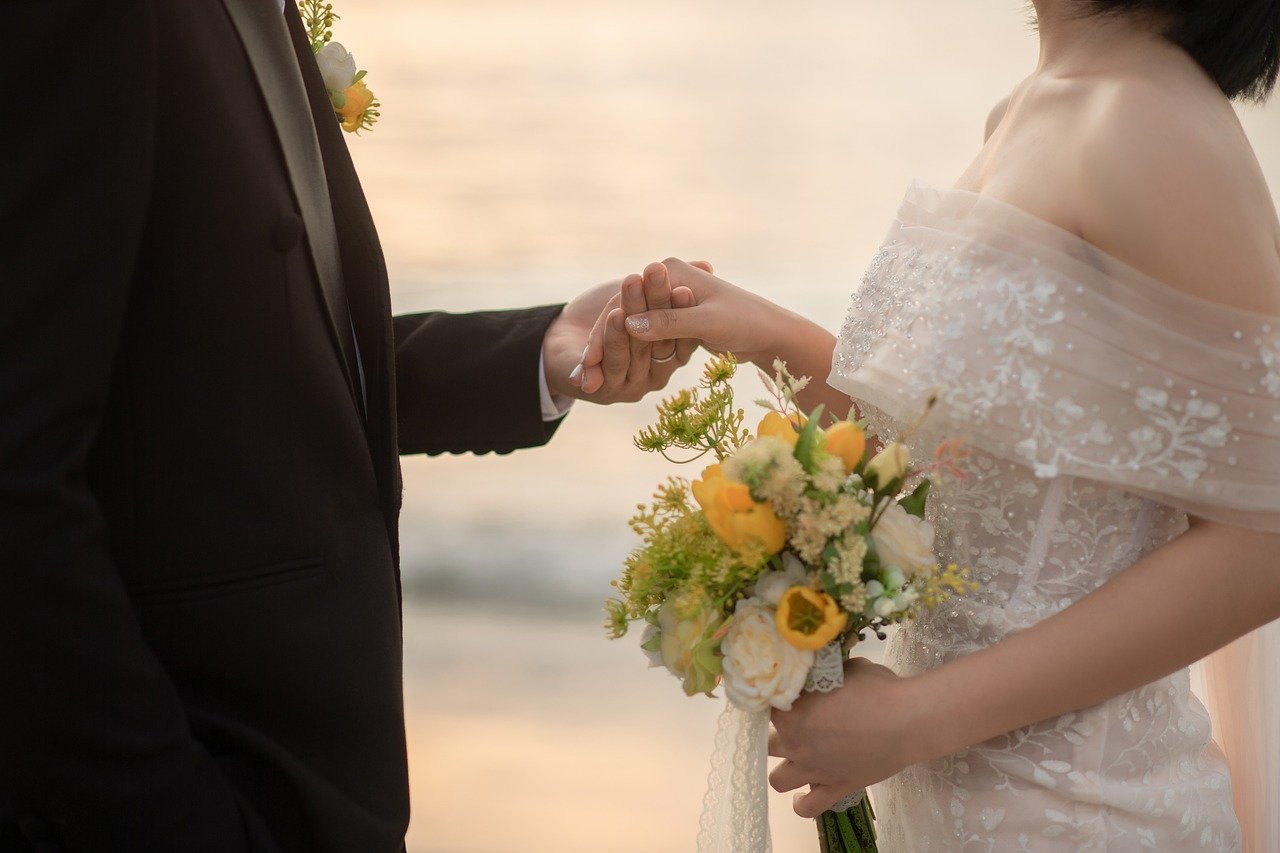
[543, 258, 787, 403]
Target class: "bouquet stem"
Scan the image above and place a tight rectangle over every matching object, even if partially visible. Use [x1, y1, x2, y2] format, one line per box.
[816, 795, 877, 853]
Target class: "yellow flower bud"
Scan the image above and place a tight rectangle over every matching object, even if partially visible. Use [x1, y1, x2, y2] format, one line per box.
[775, 586, 847, 651]
[691, 464, 787, 559]
[823, 421, 866, 475]
[865, 441, 909, 487]
[337, 80, 376, 132]
[756, 411, 807, 449]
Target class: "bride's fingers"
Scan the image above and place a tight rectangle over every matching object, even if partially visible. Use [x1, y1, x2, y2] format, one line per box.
[644, 286, 698, 387]
[767, 727, 785, 758]
[619, 275, 652, 384]
[689, 260, 714, 274]
[768, 759, 807, 794]
[671, 286, 701, 365]
[641, 262, 677, 363]
[793, 783, 847, 820]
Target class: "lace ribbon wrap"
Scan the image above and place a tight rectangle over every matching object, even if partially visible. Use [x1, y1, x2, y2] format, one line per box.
[829, 183, 1280, 852]
[697, 644, 849, 853]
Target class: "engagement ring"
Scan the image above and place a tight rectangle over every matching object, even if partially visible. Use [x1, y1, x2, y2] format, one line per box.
[651, 351, 677, 364]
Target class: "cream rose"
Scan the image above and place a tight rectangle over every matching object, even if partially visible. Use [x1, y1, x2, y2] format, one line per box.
[721, 600, 814, 712]
[315, 42, 358, 93]
[657, 601, 723, 696]
[870, 502, 936, 578]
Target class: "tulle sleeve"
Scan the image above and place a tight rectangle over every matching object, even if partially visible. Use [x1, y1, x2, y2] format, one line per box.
[829, 183, 1280, 533]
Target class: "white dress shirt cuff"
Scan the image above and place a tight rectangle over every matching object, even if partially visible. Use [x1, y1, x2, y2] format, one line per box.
[538, 348, 574, 422]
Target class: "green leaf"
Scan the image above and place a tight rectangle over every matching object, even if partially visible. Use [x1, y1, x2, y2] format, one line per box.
[353, 69, 368, 83]
[898, 479, 931, 518]
[793, 405, 825, 473]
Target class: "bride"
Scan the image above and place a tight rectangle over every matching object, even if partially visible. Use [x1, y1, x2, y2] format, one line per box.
[577, 0, 1280, 849]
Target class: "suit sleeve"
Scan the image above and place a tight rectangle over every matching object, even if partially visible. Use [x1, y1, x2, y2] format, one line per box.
[393, 305, 568, 455]
[1, 3, 267, 850]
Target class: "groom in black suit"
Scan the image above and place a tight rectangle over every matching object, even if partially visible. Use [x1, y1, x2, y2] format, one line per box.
[1, 2, 684, 850]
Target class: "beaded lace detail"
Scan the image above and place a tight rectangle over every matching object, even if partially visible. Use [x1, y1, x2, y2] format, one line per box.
[826, 183, 1280, 851]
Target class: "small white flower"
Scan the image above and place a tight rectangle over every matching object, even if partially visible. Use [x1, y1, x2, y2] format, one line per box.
[874, 596, 897, 618]
[753, 557, 808, 607]
[315, 42, 358, 93]
[721, 600, 814, 712]
[864, 580, 885, 599]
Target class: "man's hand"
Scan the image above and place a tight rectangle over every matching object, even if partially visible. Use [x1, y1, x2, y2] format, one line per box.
[543, 270, 701, 404]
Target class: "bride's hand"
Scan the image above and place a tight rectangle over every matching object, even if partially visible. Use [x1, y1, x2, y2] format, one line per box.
[619, 259, 798, 364]
[768, 657, 931, 818]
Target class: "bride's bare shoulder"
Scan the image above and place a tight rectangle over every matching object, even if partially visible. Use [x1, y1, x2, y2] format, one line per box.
[1074, 78, 1280, 314]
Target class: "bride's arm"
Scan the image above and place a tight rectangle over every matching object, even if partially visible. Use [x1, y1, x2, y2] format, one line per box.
[769, 519, 1280, 816]
[592, 259, 849, 416]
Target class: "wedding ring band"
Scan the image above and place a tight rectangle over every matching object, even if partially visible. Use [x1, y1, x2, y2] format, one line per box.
[651, 351, 677, 364]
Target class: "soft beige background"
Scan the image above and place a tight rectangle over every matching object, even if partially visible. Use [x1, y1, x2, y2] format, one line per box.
[332, 2, 1280, 850]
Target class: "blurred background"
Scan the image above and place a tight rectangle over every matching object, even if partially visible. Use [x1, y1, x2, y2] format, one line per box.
[334, 1, 1280, 850]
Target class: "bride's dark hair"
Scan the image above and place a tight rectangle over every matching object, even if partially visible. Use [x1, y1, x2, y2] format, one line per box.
[1085, 0, 1280, 101]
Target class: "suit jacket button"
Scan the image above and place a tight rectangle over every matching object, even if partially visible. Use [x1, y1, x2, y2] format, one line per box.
[273, 212, 304, 252]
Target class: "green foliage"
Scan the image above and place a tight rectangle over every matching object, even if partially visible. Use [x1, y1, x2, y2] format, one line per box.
[299, 0, 338, 53]
[793, 404, 825, 473]
[605, 478, 744, 637]
[898, 480, 931, 518]
[633, 355, 752, 463]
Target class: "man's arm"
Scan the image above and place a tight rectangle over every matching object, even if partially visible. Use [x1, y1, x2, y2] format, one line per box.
[1, 3, 264, 848]
[393, 306, 569, 456]
[394, 277, 699, 456]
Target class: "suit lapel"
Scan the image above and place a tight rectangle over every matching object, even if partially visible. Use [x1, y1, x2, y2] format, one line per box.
[218, 0, 359, 406]
[281, 4, 405, 534]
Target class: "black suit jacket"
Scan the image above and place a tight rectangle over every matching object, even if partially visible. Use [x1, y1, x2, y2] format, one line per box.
[2, 2, 563, 850]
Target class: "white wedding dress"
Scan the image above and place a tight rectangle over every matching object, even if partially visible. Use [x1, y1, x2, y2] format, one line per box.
[828, 184, 1280, 852]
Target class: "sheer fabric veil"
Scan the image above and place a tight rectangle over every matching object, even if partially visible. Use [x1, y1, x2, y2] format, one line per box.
[1201, 622, 1280, 852]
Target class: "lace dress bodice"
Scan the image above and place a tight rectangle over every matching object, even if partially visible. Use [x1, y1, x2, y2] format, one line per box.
[828, 184, 1280, 851]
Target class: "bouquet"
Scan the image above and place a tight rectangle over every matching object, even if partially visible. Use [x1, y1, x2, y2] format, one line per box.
[606, 355, 973, 852]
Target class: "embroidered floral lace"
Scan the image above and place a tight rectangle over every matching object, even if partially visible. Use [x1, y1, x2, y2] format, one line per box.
[829, 184, 1280, 851]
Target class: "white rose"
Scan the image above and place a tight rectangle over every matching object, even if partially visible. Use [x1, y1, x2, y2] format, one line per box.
[315, 42, 358, 93]
[753, 553, 808, 606]
[721, 600, 814, 712]
[870, 502, 936, 578]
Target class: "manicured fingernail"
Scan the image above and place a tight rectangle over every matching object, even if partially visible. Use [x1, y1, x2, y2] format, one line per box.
[626, 316, 650, 333]
[581, 346, 589, 361]
[569, 364, 584, 383]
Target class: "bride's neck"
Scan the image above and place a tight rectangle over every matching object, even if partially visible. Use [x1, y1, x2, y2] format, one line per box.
[1030, 0, 1173, 79]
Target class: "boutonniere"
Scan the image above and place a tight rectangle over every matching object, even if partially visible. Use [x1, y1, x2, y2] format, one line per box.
[300, 1, 380, 134]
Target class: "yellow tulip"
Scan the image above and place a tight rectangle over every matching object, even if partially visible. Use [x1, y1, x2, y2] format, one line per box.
[692, 464, 787, 559]
[756, 411, 807, 448]
[823, 421, 866, 474]
[865, 441, 909, 487]
[775, 586, 847, 651]
[337, 80, 376, 132]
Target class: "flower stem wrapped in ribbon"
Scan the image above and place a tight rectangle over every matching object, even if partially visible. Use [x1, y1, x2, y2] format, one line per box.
[606, 355, 976, 853]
